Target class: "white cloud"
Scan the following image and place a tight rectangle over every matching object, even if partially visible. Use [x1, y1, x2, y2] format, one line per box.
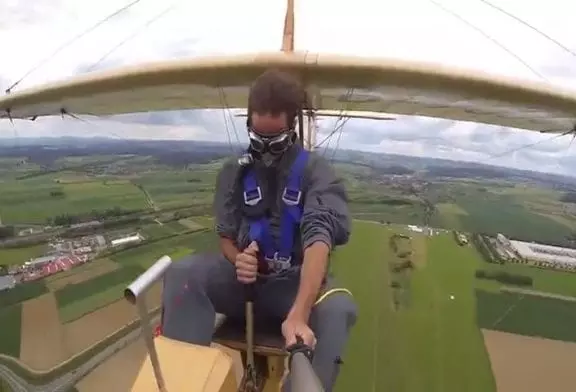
[1, 0, 576, 174]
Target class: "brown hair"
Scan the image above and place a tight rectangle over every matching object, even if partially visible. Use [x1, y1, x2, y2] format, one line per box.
[247, 69, 308, 128]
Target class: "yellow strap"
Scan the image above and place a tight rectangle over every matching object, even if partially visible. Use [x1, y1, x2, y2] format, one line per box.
[314, 288, 353, 306]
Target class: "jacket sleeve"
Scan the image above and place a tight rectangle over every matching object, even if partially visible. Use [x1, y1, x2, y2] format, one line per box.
[301, 154, 351, 250]
[213, 158, 242, 240]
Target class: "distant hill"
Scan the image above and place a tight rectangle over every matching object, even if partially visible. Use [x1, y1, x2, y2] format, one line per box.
[1, 137, 575, 188]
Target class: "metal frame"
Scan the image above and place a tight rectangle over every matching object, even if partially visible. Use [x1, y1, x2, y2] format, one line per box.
[124, 255, 172, 392]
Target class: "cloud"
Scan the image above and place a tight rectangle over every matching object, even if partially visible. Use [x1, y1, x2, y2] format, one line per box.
[1, 0, 576, 175]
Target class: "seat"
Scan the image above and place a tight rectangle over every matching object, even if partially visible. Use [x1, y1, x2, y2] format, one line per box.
[213, 317, 287, 357]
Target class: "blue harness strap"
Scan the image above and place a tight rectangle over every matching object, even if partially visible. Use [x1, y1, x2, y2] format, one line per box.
[242, 149, 310, 271]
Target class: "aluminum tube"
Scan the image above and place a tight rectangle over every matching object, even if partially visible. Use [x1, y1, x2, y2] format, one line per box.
[137, 298, 167, 392]
[289, 352, 324, 392]
[124, 255, 172, 304]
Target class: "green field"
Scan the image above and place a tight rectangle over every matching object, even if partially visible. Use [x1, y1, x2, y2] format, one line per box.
[54, 265, 144, 322]
[333, 223, 495, 392]
[0, 281, 47, 308]
[476, 261, 576, 297]
[476, 290, 576, 343]
[0, 177, 148, 224]
[0, 244, 47, 265]
[0, 304, 22, 358]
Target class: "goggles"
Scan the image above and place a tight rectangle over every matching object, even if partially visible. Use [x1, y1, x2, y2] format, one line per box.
[248, 128, 294, 155]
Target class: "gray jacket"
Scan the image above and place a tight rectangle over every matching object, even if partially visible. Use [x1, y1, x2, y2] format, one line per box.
[213, 145, 350, 264]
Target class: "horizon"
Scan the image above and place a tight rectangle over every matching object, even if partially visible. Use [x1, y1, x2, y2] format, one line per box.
[2, 134, 575, 180]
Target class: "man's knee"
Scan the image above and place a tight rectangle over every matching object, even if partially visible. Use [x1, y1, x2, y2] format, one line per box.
[315, 292, 357, 327]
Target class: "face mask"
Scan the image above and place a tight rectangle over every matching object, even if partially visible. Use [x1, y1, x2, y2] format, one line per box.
[261, 152, 279, 167]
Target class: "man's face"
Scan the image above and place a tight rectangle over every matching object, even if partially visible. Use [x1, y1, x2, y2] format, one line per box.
[250, 112, 289, 135]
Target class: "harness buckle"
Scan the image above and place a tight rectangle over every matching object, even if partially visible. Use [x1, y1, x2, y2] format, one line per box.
[243, 187, 262, 206]
[265, 252, 292, 273]
[282, 187, 302, 206]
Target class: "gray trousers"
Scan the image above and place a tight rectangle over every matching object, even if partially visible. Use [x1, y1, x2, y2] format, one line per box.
[160, 253, 357, 392]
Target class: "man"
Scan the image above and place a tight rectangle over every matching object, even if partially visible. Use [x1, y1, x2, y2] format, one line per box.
[161, 69, 357, 391]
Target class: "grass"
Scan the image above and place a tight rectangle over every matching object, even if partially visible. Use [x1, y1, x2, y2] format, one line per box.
[0, 178, 148, 224]
[54, 265, 144, 309]
[58, 282, 134, 323]
[476, 261, 576, 297]
[455, 195, 572, 242]
[333, 223, 495, 392]
[476, 289, 576, 343]
[0, 304, 22, 357]
[331, 221, 390, 392]
[350, 203, 427, 225]
[0, 244, 48, 266]
[434, 203, 468, 229]
[0, 280, 47, 308]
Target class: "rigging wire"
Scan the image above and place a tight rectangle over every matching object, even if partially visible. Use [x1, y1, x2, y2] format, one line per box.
[330, 119, 347, 162]
[482, 128, 574, 162]
[315, 88, 355, 152]
[315, 116, 352, 150]
[217, 88, 242, 148]
[476, 0, 576, 59]
[217, 88, 245, 153]
[5, 0, 145, 93]
[427, 0, 547, 81]
[85, 1, 182, 72]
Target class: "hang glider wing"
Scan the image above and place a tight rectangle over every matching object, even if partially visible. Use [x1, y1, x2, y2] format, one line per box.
[1, 52, 575, 133]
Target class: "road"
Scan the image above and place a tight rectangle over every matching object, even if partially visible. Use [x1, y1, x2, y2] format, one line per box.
[0, 316, 160, 392]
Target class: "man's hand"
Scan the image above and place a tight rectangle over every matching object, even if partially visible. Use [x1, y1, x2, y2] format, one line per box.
[282, 315, 316, 349]
[235, 241, 259, 284]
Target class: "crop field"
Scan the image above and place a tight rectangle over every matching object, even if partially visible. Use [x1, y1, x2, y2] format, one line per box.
[475, 261, 576, 297]
[19, 293, 65, 369]
[0, 244, 48, 266]
[482, 330, 576, 392]
[55, 265, 145, 323]
[0, 177, 149, 224]
[0, 304, 22, 357]
[46, 259, 119, 291]
[475, 290, 576, 343]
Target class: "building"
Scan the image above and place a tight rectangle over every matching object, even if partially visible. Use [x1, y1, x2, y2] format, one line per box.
[111, 234, 143, 247]
[497, 233, 576, 267]
[95, 235, 107, 248]
[25, 255, 58, 267]
[0, 275, 16, 291]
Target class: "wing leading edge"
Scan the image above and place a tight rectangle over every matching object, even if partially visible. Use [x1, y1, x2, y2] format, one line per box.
[1, 52, 575, 133]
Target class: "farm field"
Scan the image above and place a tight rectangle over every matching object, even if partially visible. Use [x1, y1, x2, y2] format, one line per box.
[0, 177, 149, 225]
[483, 330, 576, 392]
[0, 227, 214, 373]
[0, 244, 47, 266]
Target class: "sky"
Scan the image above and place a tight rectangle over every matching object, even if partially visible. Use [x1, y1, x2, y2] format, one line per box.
[1, 0, 576, 174]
